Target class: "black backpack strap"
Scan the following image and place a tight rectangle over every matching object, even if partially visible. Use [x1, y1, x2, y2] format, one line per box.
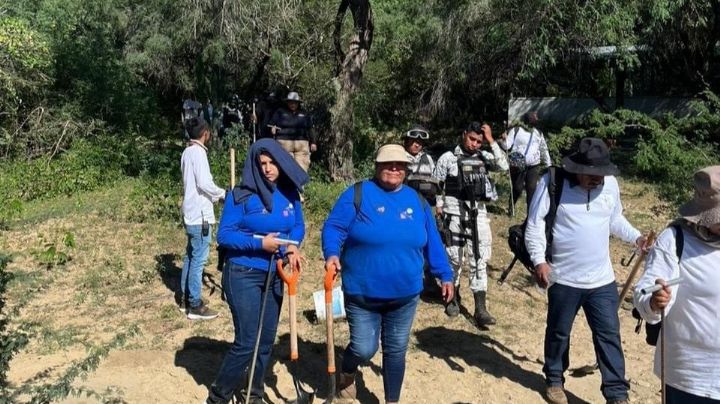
[353, 181, 363, 212]
[544, 166, 565, 262]
[672, 224, 684, 264]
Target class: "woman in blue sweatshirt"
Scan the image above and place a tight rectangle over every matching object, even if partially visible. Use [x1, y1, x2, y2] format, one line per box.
[206, 139, 309, 404]
[322, 143, 454, 404]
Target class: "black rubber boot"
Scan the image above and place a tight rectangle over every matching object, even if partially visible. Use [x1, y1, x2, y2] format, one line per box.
[444, 286, 461, 317]
[473, 291, 496, 328]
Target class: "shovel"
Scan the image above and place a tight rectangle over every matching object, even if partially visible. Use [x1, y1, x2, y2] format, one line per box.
[322, 263, 339, 403]
[572, 231, 657, 377]
[276, 255, 315, 404]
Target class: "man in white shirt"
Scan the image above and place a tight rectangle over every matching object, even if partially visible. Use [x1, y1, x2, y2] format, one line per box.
[525, 138, 645, 404]
[500, 111, 552, 209]
[433, 121, 508, 327]
[180, 118, 227, 320]
[634, 165, 720, 403]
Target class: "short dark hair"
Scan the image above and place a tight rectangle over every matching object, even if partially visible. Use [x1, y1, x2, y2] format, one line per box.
[465, 121, 483, 134]
[186, 118, 209, 139]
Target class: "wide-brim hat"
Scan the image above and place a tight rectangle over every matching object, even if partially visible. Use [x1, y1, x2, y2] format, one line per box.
[285, 92, 302, 103]
[375, 144, 411, 164]
[562, 137, 619, 176]
[679, 165, 720, 227]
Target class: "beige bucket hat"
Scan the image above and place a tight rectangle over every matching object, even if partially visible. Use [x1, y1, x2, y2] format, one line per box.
[375, 144, 411, 164]
[679, 165, 720, 227]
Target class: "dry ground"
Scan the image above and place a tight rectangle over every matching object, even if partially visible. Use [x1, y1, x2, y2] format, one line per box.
[2, 178, 674, 403]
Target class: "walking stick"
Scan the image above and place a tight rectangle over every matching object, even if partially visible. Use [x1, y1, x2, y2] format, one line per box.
[246, 254, 277, 404]
[661, 308, 666, 404]
[508, 167, 515, 217]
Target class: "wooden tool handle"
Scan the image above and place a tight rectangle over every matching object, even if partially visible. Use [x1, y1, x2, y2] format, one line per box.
[230, 148, 236, 189]
[289, 294, 298, 361]
[618, 230, 657, 306]
[325, 301, 335, 374]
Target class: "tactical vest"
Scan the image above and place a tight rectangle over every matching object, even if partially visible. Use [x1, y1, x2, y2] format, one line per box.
[443, 155, 496, 202]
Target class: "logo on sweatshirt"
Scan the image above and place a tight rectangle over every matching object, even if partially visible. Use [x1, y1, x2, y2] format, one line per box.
[377, 206, 385, 214]
[400, 207, 414, 220]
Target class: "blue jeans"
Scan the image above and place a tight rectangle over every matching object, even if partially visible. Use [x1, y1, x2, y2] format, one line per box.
[207, 262, 283, 404]
[341, 294, 419, 403]
[544, 282, 629, 401]
[667, 385, 720, 404]
[181, 224, 212, 308]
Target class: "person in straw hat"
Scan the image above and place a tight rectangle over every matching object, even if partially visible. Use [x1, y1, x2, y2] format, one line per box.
[634, 165, 720, 404]
[321, 144, 454, 403]
[525, 137, 647, 404]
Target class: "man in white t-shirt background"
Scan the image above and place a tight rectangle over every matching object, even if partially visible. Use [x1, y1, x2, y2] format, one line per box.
[501, 111, 552, 210]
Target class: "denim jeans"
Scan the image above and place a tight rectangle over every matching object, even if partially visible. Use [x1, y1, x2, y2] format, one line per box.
[341, 294, 419, 402]
[544, 282, 629, 401]
[667, 384, 720, 404]
[181, 224, 212, 308]
[207, 262, 283, 404]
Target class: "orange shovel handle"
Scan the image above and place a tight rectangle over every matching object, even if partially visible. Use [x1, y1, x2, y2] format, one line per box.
[276, 257, 300, 296]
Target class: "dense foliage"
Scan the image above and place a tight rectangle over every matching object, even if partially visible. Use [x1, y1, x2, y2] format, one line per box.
[0, 0, 719, 206]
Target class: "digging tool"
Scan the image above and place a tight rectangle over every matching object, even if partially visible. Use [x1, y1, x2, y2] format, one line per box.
[323, 263, 339, 403]
[245, 253, 277, 404]
[572, 232, 657, 377]
[618, 231, 656, 305]
[276, 254, 315, 404]
[230, 148, 236, 188]
[252, 103, 257, 143]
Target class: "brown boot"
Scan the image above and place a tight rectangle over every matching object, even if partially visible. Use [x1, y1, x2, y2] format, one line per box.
[336, 372, 356, 401]
[545, 385, 568, 404]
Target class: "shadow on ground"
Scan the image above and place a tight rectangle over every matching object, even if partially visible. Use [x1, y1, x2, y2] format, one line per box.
[174, 334, 383, 404]
[415, 327, 590, 404]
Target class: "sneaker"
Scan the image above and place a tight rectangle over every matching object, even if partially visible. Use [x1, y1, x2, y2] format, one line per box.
[545, 385, 568, 404]
[187, 304, 219, 320]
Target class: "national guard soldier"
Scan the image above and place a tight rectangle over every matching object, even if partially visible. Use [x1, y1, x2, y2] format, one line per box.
[433, 121, 509, 328]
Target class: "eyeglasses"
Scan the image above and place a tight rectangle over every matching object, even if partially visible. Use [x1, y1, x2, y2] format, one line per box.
[405, 129, 429, 140]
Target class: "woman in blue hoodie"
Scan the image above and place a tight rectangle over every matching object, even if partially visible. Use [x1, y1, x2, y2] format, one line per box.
[206, 139, 309, 404]
[322, 144, 454, 404]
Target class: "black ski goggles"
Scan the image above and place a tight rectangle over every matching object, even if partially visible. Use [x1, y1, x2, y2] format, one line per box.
[405, 129, 429, 140]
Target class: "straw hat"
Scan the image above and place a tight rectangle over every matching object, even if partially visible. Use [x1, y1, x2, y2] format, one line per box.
[679, 165, 720, 227]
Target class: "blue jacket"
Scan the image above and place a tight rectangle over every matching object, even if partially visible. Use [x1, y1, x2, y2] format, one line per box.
[217, 188, 304, 271]
[218, 139, 308, 271]
[322, 180, 453, 299]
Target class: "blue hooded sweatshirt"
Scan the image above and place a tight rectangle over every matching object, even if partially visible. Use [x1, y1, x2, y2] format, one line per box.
[217, 139, 309, 271]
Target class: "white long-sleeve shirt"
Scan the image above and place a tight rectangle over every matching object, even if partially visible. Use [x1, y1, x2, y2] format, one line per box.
[634, 227, 720, 400]
[501, 126, 552, 167]
[525, 174, 640, 289]
[181, 140, 226, 225]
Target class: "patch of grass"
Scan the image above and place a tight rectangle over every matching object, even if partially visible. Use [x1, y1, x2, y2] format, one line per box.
[35, 325, 84, 355]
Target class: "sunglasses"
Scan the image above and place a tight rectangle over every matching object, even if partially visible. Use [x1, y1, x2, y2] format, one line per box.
[405, 129, 429, 140]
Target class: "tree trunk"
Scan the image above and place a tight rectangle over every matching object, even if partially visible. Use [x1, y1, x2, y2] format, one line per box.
[327, 0, 373, 182]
